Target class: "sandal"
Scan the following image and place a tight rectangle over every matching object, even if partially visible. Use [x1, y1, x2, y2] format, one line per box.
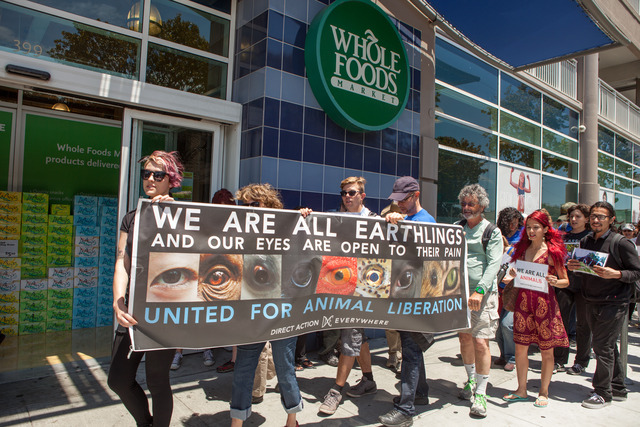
[295, 363, 304, 371]
[534, 396, 549, 408]
[216, 360, 235, 373]
[503, 393, 528, 402]
[301, 359, 314, 368]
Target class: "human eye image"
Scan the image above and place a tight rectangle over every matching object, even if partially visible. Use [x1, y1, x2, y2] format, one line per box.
[420, 260, 461, 298]
[146, 252, 200, 302]
[315, 256, 358, 295]
[241, 254, 282, 300]
[198, 254, 243, 301]
[389, 260, 422, 298]
[281, 255, 321, 298]
[355, 258, 391, 298]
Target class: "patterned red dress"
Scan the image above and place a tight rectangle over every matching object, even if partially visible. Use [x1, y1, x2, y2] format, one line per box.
[513, 252, 569, 350]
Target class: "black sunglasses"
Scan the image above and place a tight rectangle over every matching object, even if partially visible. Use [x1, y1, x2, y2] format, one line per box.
[243, 201, 260, 207]
[340, 190, 360, 197]
[141, 169, 168, 181]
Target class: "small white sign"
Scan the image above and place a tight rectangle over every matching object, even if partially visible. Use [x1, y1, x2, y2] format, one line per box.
[0, 240, 18, 258]
[515, 259, 549, 293]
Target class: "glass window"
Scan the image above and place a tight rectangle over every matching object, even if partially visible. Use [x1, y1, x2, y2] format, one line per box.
[543, 96, 579, 138]
[616, 176, 632, 194]
[634, 180, 640, 197]
[541, 175, 577, 221]
[500, 112, 541, 146]
[0, 3, 140, 79]
[437, 149, 497, 223]
[152, 0, 230, 56]
[190, 0, 232, 14]
[499, 137, 540, 169]
[598, 152, 614, 172]
[435, 84, 497, 130]
[543, 130, 577, 159]
[542, 153, 578, 179]
[435, 38, 498, 103]
[500, 74, 541, 122]
[26, 0, 141, 30]
[147, 43, 227, 98]
[616, 135, 632, 162]
[616, 160, 633, 179]
[615, 193, 632, 223]
[635, 143, 640, 166]
[599, 170, 614, 189]
[598, 126, 615, 154]
[435, 117, 497, 158]
[634, 166, 640, 183]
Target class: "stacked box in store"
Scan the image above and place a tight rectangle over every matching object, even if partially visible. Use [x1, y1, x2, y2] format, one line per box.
[73, 195, 100, 329]
[0, 258, 20, 336]
[47, 204, 74, 332]
[97, 197, 117, 327]
[47, 267, 74, 332]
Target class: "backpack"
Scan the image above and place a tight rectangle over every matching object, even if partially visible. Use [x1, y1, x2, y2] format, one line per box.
[456, 219, 498, 253]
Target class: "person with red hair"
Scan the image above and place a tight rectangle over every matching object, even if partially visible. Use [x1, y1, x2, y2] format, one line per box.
[502, 209, 569, 408]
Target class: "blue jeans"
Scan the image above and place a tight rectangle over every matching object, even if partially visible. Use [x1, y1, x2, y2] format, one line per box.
[495, 309, 515, 364]
[395, 331, 429, 416]
[230, 337, 303, 420]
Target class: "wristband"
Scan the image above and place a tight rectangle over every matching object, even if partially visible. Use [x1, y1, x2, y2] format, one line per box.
[475, 286, 485, 295]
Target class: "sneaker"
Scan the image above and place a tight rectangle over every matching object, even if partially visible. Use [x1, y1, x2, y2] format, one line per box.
[386, 354, 400, 370]
[319, 389, 343, 415]
[320, 351, 339, 367]
[216, 360, 235, 373]
[251, 395, 263, 404]
[566, 363, 585, 375]
[393, 395, 429, 406]
[570, 339, 577, 349]
[581, 392, 611, 409]
[170, 352, 182, 370]
[612, 389, 628, 402]
[378, 409, 413, 427]
[504, 362, 515, 372]
[553, 363, 565, 373]
[470, 393, 487, 418]
[493, 357, 506, 366]
[346, 377, 377, 397]
[203, 349, 215, 366]
[458, 379, 476, 400]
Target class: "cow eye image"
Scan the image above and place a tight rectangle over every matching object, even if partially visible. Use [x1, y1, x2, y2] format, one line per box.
[355, 258, 391, 298]
[281, 255, 321, 297]
[147, 253, 200, 302]
[421, 260, 461, 298]
[316, 256, 357, 295]
[242, 254, 282, 299]
[390, 260, 422, 298]
[198, 254, 243, 301]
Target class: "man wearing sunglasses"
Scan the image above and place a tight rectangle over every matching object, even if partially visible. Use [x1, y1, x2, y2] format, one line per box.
[567, 201, 640, 409]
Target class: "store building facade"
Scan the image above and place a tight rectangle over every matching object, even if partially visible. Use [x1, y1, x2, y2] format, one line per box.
[0, 0, 639, 370]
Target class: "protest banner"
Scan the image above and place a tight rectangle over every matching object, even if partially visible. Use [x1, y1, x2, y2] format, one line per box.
[128, 200, 470, 350]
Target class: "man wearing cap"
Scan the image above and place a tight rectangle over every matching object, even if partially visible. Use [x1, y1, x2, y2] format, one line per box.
[621, 223, 636, 245]
[379, 176, 434, 427]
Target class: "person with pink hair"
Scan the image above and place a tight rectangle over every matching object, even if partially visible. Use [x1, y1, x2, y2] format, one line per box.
[502, 209, 569, 408]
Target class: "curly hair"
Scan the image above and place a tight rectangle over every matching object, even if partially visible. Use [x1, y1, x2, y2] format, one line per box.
[235, 183, 283, 209]
[458, 184, 489, 209]
[497, 207, 523, 236]
[139, 150, 184, 188]
[212, 188, 235, 205]
[341, 176, 366, 192]
[567, 203, 591, 230]
[511, 209, 567, 268]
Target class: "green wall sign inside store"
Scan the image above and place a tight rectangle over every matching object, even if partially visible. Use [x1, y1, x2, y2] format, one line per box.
[22, 114, 121, 205]
[0, 111, 12, 191]
[305, 0, 410, 132]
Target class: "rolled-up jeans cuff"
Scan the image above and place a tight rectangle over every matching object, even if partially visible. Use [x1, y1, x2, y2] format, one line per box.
[230, 407, 251, 421]
[283, 398, 304, 414]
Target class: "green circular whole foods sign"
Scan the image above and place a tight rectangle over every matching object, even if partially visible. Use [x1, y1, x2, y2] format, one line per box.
[305, 0, 410, 132]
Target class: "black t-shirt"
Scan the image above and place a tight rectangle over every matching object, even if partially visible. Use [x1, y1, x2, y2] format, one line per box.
[121, 209, 137, 258]
[563, 229, 591, 292]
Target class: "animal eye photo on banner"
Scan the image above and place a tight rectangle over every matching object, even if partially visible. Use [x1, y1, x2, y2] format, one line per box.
[242, 254, 282, 300]
[281, 255, 321, 297]
[198, 254, 243, 301]
[389, 260, 422, 298]
[421, 260, 462, 298]
[316, 256, 358, 295]
[355, 258, 391, 298]
[146, 252, 200, 302]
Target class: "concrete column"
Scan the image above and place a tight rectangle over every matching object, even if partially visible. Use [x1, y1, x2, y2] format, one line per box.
[419, 25, 438, 218]
[578, 53, 600, 205]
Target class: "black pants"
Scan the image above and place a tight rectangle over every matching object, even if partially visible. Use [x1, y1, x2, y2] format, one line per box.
[317, 329, 340, 356]
[554, 288, 592, 366]
[107, 331, 175, 426]
[585, 303, 627, 401]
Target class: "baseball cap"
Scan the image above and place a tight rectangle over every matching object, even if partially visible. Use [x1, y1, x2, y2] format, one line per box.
[388, 176, 419, 201]
[621, 223, 634, 232]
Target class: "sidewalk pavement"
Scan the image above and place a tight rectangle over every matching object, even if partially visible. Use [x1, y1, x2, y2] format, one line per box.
[1, 328, 640, 427]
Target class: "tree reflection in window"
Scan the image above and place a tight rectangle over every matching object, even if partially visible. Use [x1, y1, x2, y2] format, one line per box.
[499, 138, 539, 169]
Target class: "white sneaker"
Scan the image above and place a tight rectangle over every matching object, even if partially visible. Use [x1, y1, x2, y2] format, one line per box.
[170, 352, 182, 370]
[203, 349, 215, 366]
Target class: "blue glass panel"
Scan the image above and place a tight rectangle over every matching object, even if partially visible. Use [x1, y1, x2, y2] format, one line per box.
[238, 24, 252, 52]
[543, 96, 579, 138]
[303, 135, 325, 164]
[326, 118, 345, 140]
[397, 154, 411, 176]
[324, 166, 345, 194]
[279, 130, 302, 160]
[278, 160, 301, 190]
[436, 117, 497, 158]
[364, 147, 381, 173]
[412, 68, 421, 91]
[251, 39, 267, 72]
[304, 107, 325, 136]
[280, 189, 301, 209]
[268, 10, 284, 41]
[381, 151, 397, 175]
[616, 135, 632, 162]
[345, 144, 363, 170]
[240, 158, 260, 186]
[301, 163, 324, 192]
[281, 73, 305, 104]
[364, 131, 381, 148]
[411, 156, 419, 178]
[380, 175, 397, 200]
[252, 11, 268, 45]
[245, 98, 263, 130]
[260, 156, 278, 185]
[436, 84, 497, 130]
[263, 126, 279, 157]
[280, 101, 303, 132]
[634, 143, 640, 166]
[346, 131, 364, 145]
[397, 131, 412, 155]
[236, 50, 251, 79]
[411, 90, 421, 113]
[323, 193, 342, 212]
[366, 198, 381, 215]
[382, 128, 397, 152]
[241, 129, 260, 159]
[267, 38, 282, 69]
[325, 139, 345, 167]
[265, 67, 282, 98]
[301, 191, 323, 211]
[598, 126, 614, 154]
[264, 98, 280, 128]
[501, 74, 541, 122]
[411, 134, 420, 157]
[283, 16, 307, 48]
[285, 0, 308, 22]
[282, 44, 305, 76]
[362, 172, 381, 198]
[435, 38, 498, 103]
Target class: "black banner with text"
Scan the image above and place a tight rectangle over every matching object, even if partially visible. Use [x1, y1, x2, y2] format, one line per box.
[129, 200, 470, 350]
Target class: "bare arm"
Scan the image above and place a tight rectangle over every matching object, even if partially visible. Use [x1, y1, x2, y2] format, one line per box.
[113, 230, 137, 327]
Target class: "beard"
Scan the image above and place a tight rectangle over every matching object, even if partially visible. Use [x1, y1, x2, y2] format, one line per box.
[462, 211, 481, 220]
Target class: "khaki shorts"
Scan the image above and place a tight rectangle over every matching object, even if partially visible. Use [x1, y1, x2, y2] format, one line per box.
[459, 291, 499, 339]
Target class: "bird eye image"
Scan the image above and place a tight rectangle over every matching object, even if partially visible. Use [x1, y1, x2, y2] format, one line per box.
[421, 260, 461, 298]
[146, 252, 200, 302]
[198, 254, 243, 301]
[281, 255, 322, 298]
[389, 260, 422, 298]
[355, 258, 391, 298]
[315, 256, 358, 295]
[241, 254, 282, 300]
